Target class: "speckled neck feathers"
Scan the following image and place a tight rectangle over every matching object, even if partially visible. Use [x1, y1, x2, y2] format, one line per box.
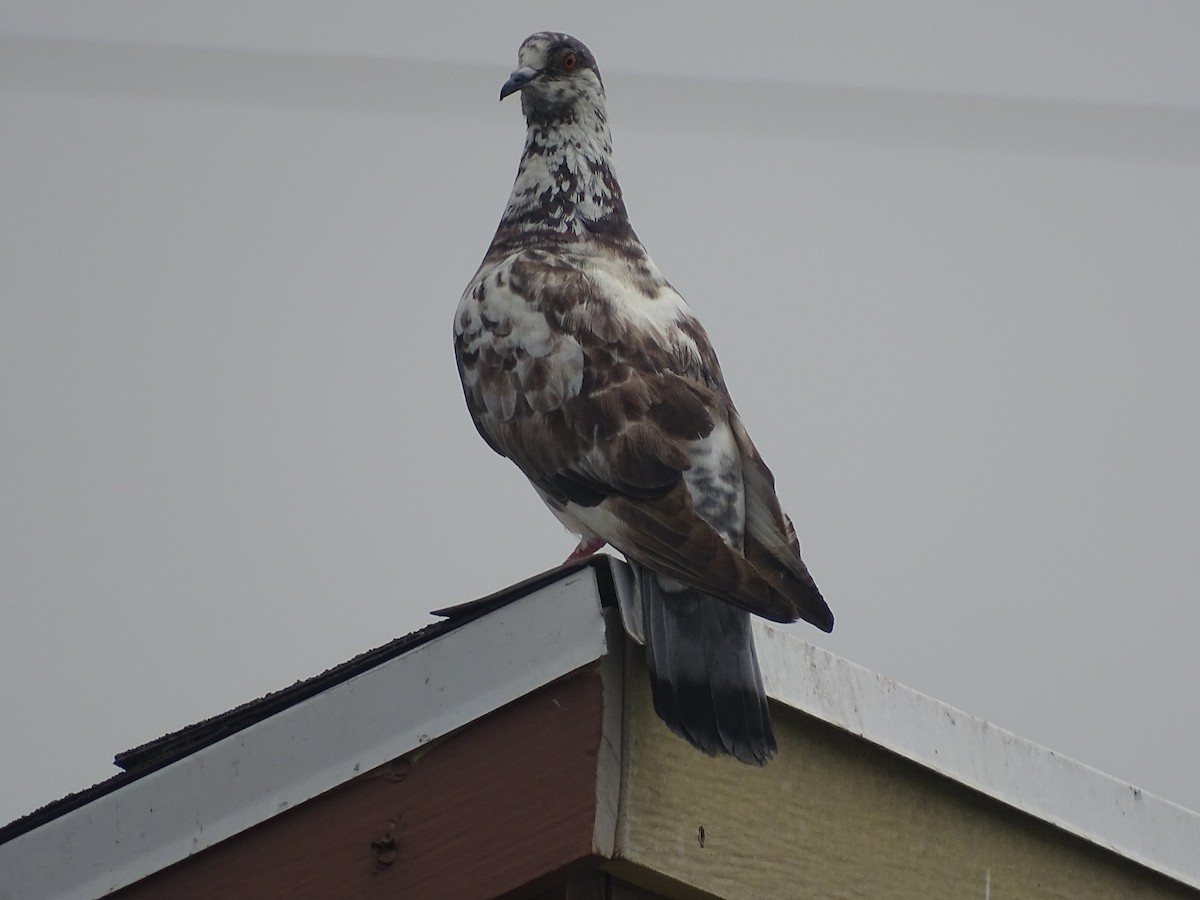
[489, 79, 635, 254]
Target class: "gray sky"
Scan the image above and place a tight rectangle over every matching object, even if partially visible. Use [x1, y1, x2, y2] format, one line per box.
[2, 2, 1198, 828]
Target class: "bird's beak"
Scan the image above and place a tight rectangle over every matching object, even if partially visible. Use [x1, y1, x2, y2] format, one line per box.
[499, 66, 541, 100]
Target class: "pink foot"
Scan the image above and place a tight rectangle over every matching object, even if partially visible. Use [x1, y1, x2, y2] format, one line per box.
[565, 536, 607, 563]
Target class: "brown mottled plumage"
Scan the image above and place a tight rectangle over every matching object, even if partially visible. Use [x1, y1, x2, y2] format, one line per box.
[455, 33, 832, 763]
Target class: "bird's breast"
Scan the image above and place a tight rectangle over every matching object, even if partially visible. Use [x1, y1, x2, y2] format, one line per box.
[455, 255, 586, 424]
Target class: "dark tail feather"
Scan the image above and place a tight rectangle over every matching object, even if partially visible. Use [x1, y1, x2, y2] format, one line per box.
[634, 562, 776, 765]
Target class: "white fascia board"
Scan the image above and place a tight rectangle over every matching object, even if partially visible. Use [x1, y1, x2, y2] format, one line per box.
[753, 620, 1200, 890]
[0, 566, 609, 900]
[607, 558, 1197, 886]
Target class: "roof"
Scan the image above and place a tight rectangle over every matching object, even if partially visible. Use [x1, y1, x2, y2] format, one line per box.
[0, 557, 610, 850]
[1, 555, 1197, 899]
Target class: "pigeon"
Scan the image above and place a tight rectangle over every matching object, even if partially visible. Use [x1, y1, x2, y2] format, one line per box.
[454, 32, 833, 764]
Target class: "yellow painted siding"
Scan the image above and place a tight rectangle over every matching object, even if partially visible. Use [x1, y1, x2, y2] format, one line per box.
[612, 649, 1195, 900]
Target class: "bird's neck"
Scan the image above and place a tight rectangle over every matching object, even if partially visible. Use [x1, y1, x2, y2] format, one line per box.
[489, 104, 638, 254]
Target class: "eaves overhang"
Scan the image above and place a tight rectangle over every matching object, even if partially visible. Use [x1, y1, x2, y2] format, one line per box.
[0, 558, 616, 900]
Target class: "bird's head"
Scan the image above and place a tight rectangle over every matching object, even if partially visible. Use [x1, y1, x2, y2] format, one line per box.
[500, 33, 604, 123]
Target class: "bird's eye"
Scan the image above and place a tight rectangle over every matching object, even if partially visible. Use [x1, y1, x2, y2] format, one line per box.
[561, 51, 578, 71]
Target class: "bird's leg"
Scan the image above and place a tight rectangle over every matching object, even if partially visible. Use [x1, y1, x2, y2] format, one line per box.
[565, 536, 607, 563]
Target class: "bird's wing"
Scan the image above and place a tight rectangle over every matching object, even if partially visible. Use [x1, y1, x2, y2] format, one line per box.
[729, 412, 833, 631]
[456, 248, 713, 492]
[455, 247, 827, 625]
